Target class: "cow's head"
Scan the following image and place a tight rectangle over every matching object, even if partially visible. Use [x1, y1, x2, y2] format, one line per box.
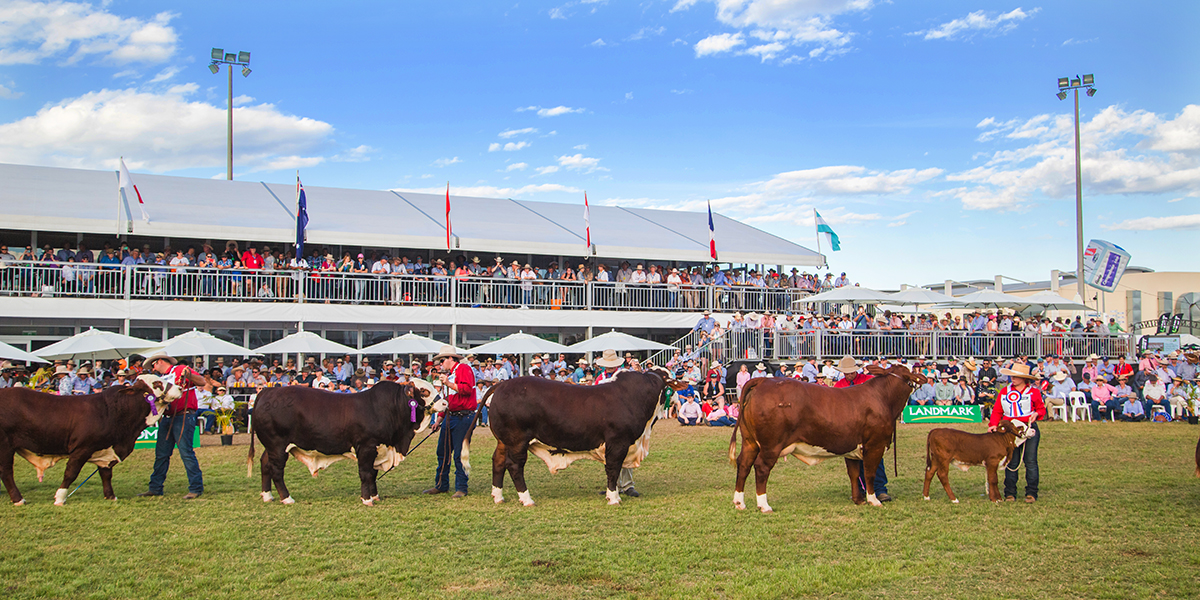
[133, 374, 181, 426]
[865, 364, 928, 388]
[407, 379, 447, 434]
[1000, 419, 1037, 446]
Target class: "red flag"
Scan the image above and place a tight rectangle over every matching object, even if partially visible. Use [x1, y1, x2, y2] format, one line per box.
[584, 191, 591, 251]
[445, 182, 452, 250]
[708, 200, 718, 260]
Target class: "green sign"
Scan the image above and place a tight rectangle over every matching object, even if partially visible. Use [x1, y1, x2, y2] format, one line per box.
[135, 425, 202, 449]
[903, 405, 983, 423]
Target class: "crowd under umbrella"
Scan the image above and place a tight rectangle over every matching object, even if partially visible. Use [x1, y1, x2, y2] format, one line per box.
[359, 332, 465, 356]
[252, 331, 358, 359]
[794, 286, 915, 307]
[468, 331, 570, 374]
[142, 329, 261, 359]
[33, 328, 161, 362]
[887, 287, 960, 307]
[0, 340, 48, 364]
[945, 289, 1028, 309]
[567, 330, 676, 353]
[1014, 290, 1091, 312]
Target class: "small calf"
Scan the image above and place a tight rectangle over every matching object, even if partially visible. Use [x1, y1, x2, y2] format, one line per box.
[923, 419, 1035, 503]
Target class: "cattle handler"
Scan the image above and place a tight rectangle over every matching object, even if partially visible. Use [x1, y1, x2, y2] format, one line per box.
[425, 345, 476, 498]
[136, 352, 214, 499]
[989, 362, 1045, 503]
[834, 355, 892, 502]
[593, 349, 640, 497]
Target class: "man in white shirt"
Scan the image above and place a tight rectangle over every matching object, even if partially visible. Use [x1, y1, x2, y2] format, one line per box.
[1142, 373, 1170, 417]
[677, 395, 703, 426]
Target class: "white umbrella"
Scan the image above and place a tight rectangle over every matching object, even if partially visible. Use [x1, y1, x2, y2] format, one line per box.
[253, 331, 358, 355]
[949, 289, 1028, 309]
[888, 288, 960, 306]
[567, 330, 676, 352]
[469, 331, 570, 355]
[1016, 291, 1091, 312]
[1179, 334, 1199, 347]
[360, 332, 465, 356]
[0, 341, 48, 364]
[794, 286, 911, 305]
[146, 330, 260, 358]
[34, 328, 161, 361]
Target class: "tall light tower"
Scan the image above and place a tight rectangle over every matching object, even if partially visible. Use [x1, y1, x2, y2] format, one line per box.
[209, 48, 252, 181]
[1056, 73, 1096, 301]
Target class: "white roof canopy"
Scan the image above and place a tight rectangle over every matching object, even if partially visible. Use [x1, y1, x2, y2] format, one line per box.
[0, 162, 823, 267]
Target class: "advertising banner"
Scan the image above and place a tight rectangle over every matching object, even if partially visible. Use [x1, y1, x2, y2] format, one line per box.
[902, 405, 983, 423]
[135, 425, 202, 449]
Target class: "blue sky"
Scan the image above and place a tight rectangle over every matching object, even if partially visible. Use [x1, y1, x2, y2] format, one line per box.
[1, 0, 1196, 288]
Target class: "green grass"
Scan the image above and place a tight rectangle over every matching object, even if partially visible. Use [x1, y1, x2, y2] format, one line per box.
[3, 420, 1200, 599]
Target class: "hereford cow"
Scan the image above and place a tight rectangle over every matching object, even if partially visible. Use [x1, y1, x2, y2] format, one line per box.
[476, 370, 681, 506]
[922, 419, 1036, 503]
[730, 364, 926, 512]
[0, 375, 181, 506]
[248, 380, 443, 505]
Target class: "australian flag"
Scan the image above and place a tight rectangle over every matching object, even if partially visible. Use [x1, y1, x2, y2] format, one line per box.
[296, 176, 309, 259]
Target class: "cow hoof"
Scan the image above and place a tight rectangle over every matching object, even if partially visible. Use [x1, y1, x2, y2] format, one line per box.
[518, 490, 534, 507]
[371, 495, 380, 503]
[605, 489, 621, 505]
[866, 493, 883, 507]
[755, 494, 772, 513]
[13, 499, 24, 506]
[54, 489, 68, 506]
[952, 499, 959, 504]
[281, 496, 295, 505]
[491, 486, 504, 504]
[923, 496, 930, 501]
[261, 492, 274, 503]
[362, 498, 375, 507]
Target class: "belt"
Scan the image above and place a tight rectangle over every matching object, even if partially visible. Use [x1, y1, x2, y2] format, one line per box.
[447, 410, 474, 417]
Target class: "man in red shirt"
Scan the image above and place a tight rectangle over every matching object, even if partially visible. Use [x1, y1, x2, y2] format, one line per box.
[833, 356, 891, 502]
[989, 361, 1046, 503]
[137, 352, 214, 499]
[424, 345, 476, 498]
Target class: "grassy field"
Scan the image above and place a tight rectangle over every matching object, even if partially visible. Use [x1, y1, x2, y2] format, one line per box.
[3, 419, 1200, 599]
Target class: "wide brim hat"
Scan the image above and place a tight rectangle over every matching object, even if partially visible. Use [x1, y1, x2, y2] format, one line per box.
[1086, 353, 1100, 361]
[999, 363, 1037, 381]
[432, 344, 462, 361]
[141, 352, 177, 369]
[747, 312, 760, 320]
[1052, 371, 1069, 382]
[756, 363, 766, 370]
[834, 355, 859, 374]
[55, 365, 71, 375]
[595, 349, 624, 368]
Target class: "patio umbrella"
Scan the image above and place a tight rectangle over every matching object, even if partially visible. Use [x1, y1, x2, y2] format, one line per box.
[567, 330, 676, 352]
[468, 332, 570, 356]
[360, 332, 465, 356]
[145, 330, 261, 358]
[948, 289, 1028, 309]
[793, 286, 912, 305]
[0, 341, 48, 364]
[888, 288, 960, 306]
[252, 331, 358, 355]
[1016, 291, 1091, 312]
[34, 328, 161, 361]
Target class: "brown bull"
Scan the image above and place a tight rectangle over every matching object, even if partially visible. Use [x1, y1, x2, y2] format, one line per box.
[729, 365, 925, 512]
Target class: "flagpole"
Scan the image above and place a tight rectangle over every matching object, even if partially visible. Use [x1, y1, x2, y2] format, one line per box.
[814, 208, 822, 268]
[116, 159, 123, 238]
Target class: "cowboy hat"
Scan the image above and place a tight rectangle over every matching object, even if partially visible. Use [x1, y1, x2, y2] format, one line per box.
[594, 349, 624, 368]
[999, 363, 1038, 381]
[432, 345, 462, 361]
[141, 352, 177, 369]
[1052, 371, 1070, 382]
[963, 358, 978, 370]
[1086, 353, 1100, 361]
[834, 355, 859, 374]
[756, 363, 766, 370]
[54, 365, 71, 376]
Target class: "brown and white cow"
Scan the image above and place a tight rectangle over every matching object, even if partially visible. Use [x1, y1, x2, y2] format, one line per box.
[0, 375, 180, 505]
[247, 380, 443, 506]
[730, 365, 926, 512]
[475, 370, 682, 506]
[922, 419, 1036, 503]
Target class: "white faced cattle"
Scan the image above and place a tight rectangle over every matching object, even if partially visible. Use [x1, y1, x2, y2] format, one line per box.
[0, 374, 180, 505]
[730, 364, 926, 512]
[922, 419, 1036, 503]
[247, 380, 440, 506]
[478, 370, 683, 506]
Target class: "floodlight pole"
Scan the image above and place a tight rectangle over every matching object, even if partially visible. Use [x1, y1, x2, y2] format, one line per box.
[209, 48, 251, 181]
[227, 63, 234, 181]
[1056, 74, 1096, 302]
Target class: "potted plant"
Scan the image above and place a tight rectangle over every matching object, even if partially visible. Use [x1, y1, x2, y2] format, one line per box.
[215, 407, 236, 445]
[1183, 384, 1200, 425]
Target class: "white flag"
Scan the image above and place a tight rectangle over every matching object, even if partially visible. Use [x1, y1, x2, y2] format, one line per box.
[119, 158, 149, 222]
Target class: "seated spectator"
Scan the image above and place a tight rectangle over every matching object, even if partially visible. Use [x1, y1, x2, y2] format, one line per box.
[706, 401, 736, 427]
[1089, 374, 1118, 420]
[953, 376, 974, 405]
[1046, 371, 1076, 419]
[1143, 373, 1170, 417]
[671, 383, 696, 418]
[677, 395, 703, 426]
[933, 373, 956, 406]
[196, 387, 216, 433]
[909, 378, 935, 406]
[1120, 396, 1145, 422]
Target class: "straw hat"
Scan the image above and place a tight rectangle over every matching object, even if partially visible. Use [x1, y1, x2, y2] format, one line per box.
[595, 349, 624, 368]
[432, 345, 462, 361]
[834, 355, 859, 374]
[1086, 353, 1100, 361]
[963, 357, 977, 370]
[756, 363, 766, 370]
[54, 365, 71, 376]
[999, 362, 1037, 381]
[1052, 371, 1070, 382]
[141, 352, 177, 369]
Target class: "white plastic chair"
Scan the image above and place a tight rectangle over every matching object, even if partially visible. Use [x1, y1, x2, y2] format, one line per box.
[1171, 399, 1187, 420]
[1049, 399, 1069, 422]
[1068, 391, 1090, 422]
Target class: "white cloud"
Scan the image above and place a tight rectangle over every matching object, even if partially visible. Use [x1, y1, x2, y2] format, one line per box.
[694, 33, 744, 57]
[1102, 214, 1200, 231]
[625, 91, 633, 100]
[0, 83, 22, 99]
[505, 162, 528, 172]
[232, 94, 255, 107]
[949, 104, 1200, 210]
[0, 1, 178, 65]
[539, 105, 584, 117]
[332, 145, 373, 163]
[0, 83, 333, 173]
[886, 220, 907, 227]
[1062, 37, 1097, 46]
[573, 144, 588, 150]
[499, 127, 537, 138]
[680, 0, 868, 62]
[760, 165, 942, 196]
[910, 8, 1039, 41]
[396, 183, 581, 198]
[432, 156, 462, 167]
[488, 142, 502, 152]
[590, 38, 607, 47]
[489, 141, 530, 152]
[557, 153, 608, 173]
[670, 88, 693, 95]
[627, 26, 665, 41]
[535, 165, 560, 175]
[147, 66, 180, 83]
[549, 7, 566, 19]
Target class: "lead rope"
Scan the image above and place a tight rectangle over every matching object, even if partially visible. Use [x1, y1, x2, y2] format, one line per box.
[376, 427, 438, 482]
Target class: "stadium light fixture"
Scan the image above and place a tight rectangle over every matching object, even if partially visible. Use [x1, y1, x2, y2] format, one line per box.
[1054, 73, 1098, 304]
[208, 48, 254, 181]
[1058, 77, 1070, 88]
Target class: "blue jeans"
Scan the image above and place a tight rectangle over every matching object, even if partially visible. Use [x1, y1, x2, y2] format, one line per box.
[854, 460, 888, 495]
[1004, 420, 1039, 499]
[1092, 399, 1121, 420]
[433, 413, 473, 493]
[197, 409, 217, 433]
[677, 417, 699, 426]
[148, 412, 203, 494]
[707, 416, 735, 427]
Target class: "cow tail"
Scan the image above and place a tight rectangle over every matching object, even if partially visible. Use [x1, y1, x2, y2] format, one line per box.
[729, 384, 750, 465]
[893, 422, 899, 477]
[246, 408, 256, 478]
